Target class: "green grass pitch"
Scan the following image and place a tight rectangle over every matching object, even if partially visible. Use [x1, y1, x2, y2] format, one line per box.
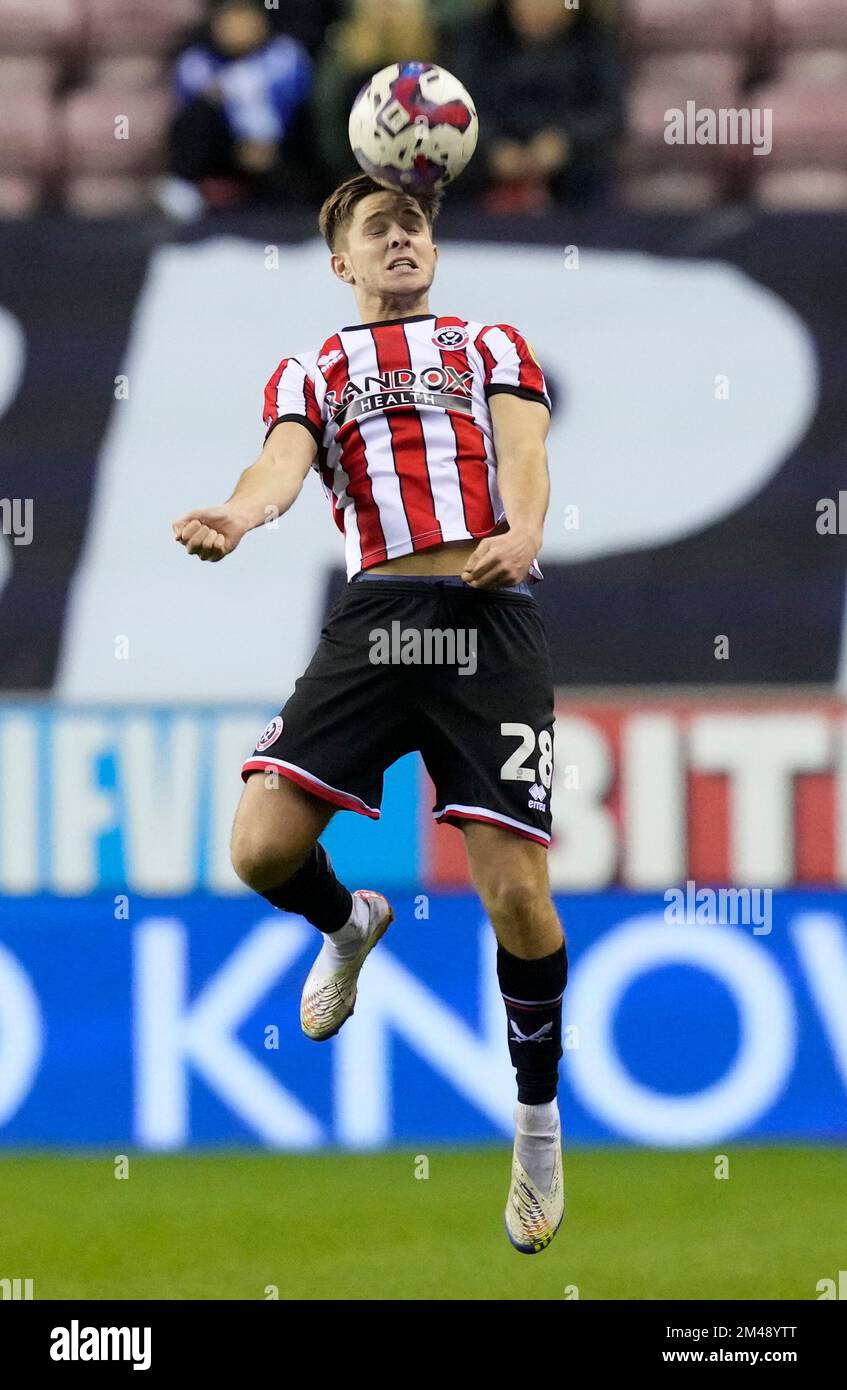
[0, 1146, 842, 1300]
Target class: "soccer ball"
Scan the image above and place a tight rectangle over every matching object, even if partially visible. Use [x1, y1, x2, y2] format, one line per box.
[348, 61, 479, 194]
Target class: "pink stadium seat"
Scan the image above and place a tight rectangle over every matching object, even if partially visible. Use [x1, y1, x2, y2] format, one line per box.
[619, 170, 724, 210]
[780, 49, 847, 82]
[0, 56, 57, 93]
[0, 0, 83, 56]
[752, 78, 847, 167]
[80, 0, 203, 56]
[0, 176, 43, 216]
[772, 0, 847, 49]
[623, 54, 741, 171]
[754, 168, 847, 208]
[61, 87, 172, 177]
[90, 56, 167, 90]
[65, 175, 156, 216]
[627, 0, 758, 53]
[0, 91, 57, 177]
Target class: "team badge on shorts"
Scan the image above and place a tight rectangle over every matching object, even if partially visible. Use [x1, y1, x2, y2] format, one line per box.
[256, 716, 283, 751]
[432, 326, 470, 351]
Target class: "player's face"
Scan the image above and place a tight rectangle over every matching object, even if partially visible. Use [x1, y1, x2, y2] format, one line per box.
[335, 193, 438, 299]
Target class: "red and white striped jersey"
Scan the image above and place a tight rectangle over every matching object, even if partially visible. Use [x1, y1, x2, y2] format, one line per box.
[262, 313, 551, 579]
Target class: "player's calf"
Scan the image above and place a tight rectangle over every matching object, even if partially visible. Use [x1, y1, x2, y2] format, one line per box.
[231, 775, 392, 1041]
[243, 841, 394, 1041]
[465, 833, 568, 1253]
[497, 935, 567, 1254]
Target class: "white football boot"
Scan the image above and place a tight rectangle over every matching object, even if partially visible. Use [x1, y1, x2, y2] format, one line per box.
[300, 890, 394, 1041]
[504, 1102, 565, 1254]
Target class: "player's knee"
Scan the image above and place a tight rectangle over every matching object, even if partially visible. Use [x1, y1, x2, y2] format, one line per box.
[481, 873, 551, 932]
[230, 834, 301, 894]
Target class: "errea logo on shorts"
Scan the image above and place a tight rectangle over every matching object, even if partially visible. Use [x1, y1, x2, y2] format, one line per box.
[528, 783, 547, 811]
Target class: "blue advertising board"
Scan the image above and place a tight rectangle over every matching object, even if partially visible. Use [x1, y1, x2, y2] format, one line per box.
[0, 891, 845, 1148]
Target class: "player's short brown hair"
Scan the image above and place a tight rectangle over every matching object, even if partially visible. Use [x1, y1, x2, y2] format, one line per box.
[319, 173, 443, 252]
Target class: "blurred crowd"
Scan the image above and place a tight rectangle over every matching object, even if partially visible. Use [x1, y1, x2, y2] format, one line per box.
[0, 0, 846, 219]
[164, 0, 622, 217]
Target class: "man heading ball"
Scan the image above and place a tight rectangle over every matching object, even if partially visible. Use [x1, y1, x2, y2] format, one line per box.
[173, 174, 568, 1254]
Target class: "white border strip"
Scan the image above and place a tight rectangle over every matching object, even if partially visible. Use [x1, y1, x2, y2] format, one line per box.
[433, 802, 551, 843]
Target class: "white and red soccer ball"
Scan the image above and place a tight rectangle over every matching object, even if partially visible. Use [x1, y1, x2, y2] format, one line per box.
[348, 61, 479, 194]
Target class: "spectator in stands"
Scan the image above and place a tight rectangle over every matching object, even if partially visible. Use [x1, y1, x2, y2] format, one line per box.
[262, 1, 345, 58]
[451, 0, 623, 211]
[312, 0, 440, 188]
[167, 0, 316, 212]
[427, 0, 492, 35]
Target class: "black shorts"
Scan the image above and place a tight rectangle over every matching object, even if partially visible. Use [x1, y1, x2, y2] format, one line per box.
[241, 575, 555, 846]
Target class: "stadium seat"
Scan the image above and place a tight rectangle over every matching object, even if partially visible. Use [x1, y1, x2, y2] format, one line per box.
[0, 0, 83, 55]
[60, 87, 172, 177]
[627, 0, 758, 53]
[89, 56, 167, 90]
[754, 168, 847, 208]
[0, 91, 57, 177]
[780, 49, 847, 82]
[750, 78, 847, 168]
[0, 175, 43, 216]
[65, 175, 156, 216]
[81, 0, 204, 56]
[623, 54, 741, 172]
[772, 0, 847, 48]
[0, 56, 57, 93]
[619, 169, 724, 210]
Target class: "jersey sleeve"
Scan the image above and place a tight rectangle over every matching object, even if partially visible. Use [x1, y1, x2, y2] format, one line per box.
[262, 355, 324, 445]
[475, 325, 552, 412]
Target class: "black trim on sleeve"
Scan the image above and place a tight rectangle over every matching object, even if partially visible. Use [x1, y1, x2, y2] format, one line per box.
[485, 384, 551, 412]
[265, 413, 323, 446]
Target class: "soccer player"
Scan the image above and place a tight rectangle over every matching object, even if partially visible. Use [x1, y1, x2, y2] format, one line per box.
[172, 174, 567, 1253]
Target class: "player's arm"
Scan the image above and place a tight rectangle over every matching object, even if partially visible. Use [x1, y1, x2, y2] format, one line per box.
[172, 421, 318, 562]
[462, 392, 551, 589]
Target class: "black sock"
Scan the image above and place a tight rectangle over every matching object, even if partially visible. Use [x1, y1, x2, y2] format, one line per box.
[260, 843, 353, 933]
[497, 942, 567, 1105]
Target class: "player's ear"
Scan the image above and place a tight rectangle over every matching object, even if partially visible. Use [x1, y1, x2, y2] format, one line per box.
[331, 252, 355, 285]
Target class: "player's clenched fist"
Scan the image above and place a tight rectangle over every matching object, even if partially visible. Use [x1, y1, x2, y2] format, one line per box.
[172, 506, 249, 562]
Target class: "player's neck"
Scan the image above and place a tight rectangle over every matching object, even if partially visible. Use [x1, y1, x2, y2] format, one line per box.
[355, 295, 431, 326]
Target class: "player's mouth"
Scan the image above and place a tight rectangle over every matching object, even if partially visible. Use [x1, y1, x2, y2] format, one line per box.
[387, 258, 418, 273]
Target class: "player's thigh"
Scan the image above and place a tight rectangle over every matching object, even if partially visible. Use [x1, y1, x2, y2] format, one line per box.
[462, 821, 564, 956]
[241, 584, 417, 821]
[231, 769, 335, 887]
[463, 820, 551, 908]
[421, 589, 556, 847]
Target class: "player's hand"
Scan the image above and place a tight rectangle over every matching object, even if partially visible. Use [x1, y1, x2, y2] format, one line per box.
[461, 530, 539, 589]
[171, 506, 249, 562]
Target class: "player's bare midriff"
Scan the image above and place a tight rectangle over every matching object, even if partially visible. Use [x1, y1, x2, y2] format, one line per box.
[366, 530, 506, 576]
